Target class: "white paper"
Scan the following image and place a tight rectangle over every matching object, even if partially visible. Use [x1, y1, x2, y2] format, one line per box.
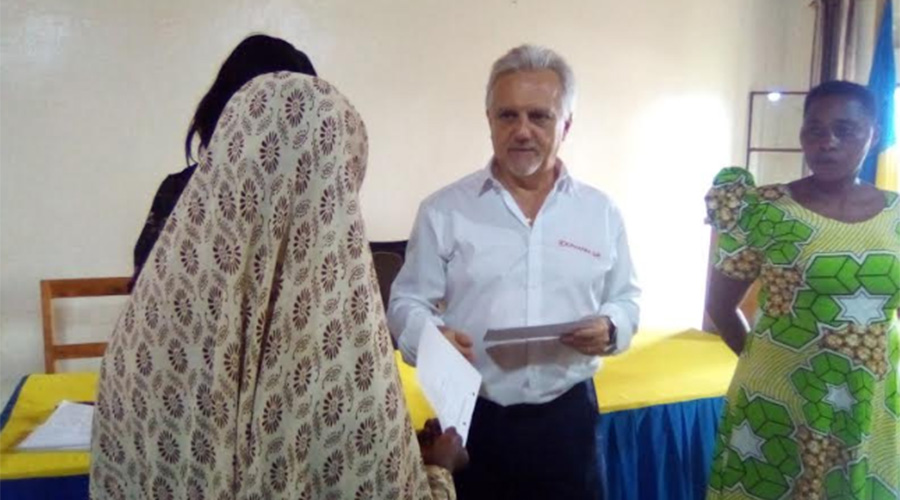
[17, 400, 94, 451]
[416, 325, 482, 445]
[484, 317, 598, 343]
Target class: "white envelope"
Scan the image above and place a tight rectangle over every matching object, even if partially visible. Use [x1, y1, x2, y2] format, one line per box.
[484, 317, 598, 343]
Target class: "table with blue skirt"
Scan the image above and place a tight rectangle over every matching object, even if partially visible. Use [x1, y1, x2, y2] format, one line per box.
[0, 328, 736, 500]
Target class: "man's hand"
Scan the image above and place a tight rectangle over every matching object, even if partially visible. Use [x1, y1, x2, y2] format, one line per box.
[438, 326, 475, 362]
[560, 316, 614, 356]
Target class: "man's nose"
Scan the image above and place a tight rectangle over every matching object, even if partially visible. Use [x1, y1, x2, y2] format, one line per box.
[512, 116, 531, 140]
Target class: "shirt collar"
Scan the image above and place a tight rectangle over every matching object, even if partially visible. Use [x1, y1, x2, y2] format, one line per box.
[478, 158, 576, 197]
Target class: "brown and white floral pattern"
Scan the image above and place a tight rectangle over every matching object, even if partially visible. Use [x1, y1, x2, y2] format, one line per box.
[90, 73, 453, 499]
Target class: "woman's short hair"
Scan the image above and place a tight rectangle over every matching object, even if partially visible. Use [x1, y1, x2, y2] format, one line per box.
[803, 80, 877, 120]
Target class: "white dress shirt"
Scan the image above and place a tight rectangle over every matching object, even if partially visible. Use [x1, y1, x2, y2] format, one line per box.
[387, 163, 641, 406]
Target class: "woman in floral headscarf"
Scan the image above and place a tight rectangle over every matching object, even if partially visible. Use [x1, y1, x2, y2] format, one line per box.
[90, 70, 466, 499]
[131, 34, 317, 291]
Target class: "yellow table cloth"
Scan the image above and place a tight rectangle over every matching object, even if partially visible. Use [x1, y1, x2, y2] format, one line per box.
[404, 328, 737, 425]
[0, 328, 736, 480]
[0, 373, 97, 480]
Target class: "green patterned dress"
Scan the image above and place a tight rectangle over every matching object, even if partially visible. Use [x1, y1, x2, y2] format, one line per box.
[706, 168, 900, 500]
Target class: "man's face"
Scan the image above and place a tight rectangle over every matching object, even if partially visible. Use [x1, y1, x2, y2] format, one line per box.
[487, 70, 571, 178]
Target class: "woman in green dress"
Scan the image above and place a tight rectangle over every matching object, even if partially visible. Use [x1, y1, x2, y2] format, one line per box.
[706, 81, 899, 499]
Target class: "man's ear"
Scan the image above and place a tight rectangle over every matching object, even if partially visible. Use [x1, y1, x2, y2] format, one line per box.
[562, 115, 573, 140]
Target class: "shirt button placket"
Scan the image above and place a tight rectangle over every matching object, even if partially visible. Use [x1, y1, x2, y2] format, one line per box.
[525, 218, 543, 391]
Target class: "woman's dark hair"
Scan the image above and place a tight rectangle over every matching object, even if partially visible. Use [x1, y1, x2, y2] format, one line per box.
[185, 34, 316, 164]
[803, 80, 877, 120]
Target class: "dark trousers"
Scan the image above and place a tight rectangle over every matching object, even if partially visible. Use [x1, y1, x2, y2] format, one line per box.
[454, 380, 604, 500]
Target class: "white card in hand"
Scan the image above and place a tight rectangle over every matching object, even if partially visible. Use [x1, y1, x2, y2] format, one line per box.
[416, 325, 481, 445]
[484, 317, 598, 343]
[17, 400, 95, 451]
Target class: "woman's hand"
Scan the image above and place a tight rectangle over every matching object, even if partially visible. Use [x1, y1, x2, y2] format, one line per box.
[418, 419, 469, 473]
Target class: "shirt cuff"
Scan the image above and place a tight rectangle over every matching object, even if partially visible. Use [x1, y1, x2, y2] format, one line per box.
[397, 315, 445, 366]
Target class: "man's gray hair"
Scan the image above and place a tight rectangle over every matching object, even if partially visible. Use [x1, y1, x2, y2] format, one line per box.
[485, 44, 576, 119]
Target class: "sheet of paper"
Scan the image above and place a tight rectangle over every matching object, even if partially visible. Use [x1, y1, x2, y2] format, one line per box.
[17, 400, 94, 452]
[416, 325, 482, 445]
[484, 317, 598, 343]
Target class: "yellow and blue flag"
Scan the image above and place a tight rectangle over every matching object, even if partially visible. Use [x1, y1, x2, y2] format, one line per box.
[862, 0, 899, 190]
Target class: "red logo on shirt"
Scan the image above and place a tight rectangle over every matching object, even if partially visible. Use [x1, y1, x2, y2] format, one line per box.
[559, 240, 601, 258]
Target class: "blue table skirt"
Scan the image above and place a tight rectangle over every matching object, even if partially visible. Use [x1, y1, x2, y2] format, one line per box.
[1, 396, 725, 500]
[1, 475, 89, 500]
[599, 396, 725, 500]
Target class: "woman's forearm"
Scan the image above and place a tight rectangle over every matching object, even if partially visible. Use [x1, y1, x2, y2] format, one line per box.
[710, 307, 749, 355]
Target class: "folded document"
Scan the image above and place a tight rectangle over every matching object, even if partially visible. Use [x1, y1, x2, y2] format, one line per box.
[416, 325, 482, 445]
[16, 400, 94, 451]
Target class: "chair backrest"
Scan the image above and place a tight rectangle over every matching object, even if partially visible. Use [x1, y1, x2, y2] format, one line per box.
[38, 244, 408, 373]
[369, 240, 408, 312]
[40, 277, 130, 373]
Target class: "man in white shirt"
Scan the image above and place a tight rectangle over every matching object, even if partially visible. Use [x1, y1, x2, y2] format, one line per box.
[387, 45, 641, 500]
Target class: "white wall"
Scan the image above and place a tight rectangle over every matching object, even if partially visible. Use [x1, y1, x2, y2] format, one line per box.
[0, 0, 815, 395]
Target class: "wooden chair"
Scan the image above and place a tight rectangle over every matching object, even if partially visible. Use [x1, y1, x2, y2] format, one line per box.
[40, 277, 131, 373]
[369, 240, 408, 312]
[38, 243, 407, 372]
